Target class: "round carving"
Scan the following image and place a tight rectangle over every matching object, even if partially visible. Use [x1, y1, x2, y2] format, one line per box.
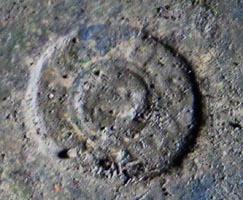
[24, 23, 202, 182]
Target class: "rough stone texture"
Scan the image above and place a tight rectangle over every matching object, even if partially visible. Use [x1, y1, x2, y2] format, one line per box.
[0, 0, 242, 199]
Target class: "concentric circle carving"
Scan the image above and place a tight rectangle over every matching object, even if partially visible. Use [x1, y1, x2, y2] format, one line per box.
[24, 23, 202, 182]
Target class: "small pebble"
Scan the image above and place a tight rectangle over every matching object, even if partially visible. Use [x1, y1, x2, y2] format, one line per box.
[67, 148, 77, 158]
[48, 93, 54, 99]
[53, 185, 60, 192]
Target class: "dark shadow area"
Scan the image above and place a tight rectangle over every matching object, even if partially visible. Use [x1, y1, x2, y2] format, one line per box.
[57, 149, 70, 159]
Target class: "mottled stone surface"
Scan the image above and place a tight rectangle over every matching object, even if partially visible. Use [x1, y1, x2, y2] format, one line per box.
[0, 0, 242, 199]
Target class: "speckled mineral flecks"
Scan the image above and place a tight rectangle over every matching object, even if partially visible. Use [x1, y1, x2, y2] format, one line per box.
[0, 0, 242, 199]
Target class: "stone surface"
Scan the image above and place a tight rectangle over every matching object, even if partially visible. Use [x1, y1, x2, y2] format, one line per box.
[0, 0, 242, 199]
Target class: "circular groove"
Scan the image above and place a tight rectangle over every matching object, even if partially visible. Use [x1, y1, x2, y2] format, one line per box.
[23, 23, 203, 183]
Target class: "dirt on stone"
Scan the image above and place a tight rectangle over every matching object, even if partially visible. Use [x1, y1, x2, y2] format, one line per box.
[0, 0, 242, 199]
